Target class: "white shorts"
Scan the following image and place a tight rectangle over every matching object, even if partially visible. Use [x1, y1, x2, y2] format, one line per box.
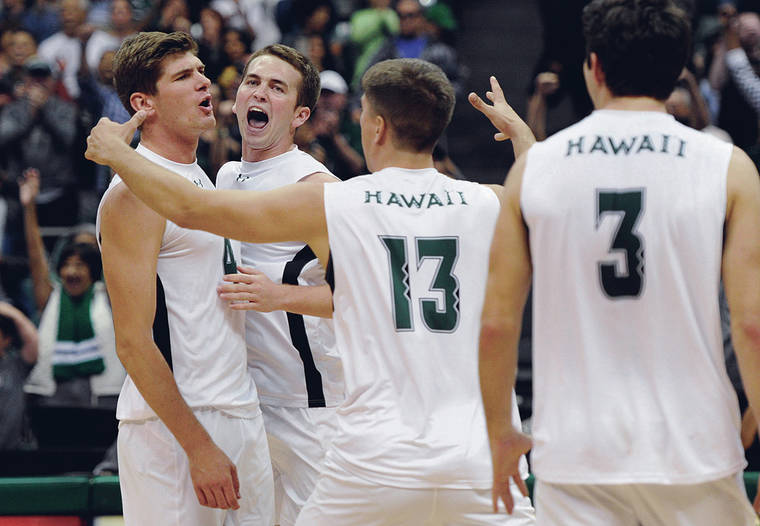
[262, 404, 337, 526]
[534, 473, 756, 526]
[118, 408, 275, 526]
[294, 459, 536, 526]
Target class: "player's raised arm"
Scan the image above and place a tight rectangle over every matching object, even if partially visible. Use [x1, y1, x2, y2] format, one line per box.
[722, 145, 760, 511]
[478, 154, 533, 513]
[469, 75, 536, 157]
[86, 114, 328, 262]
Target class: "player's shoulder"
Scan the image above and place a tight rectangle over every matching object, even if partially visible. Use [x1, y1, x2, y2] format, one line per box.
[216, 160, 242, 187]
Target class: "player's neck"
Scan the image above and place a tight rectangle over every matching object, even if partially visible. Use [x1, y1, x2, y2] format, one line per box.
[140, 126, 200, 164]
[597, 95, 667, 113]
[242, 141, 296, 163]
[371, 148, 434, 172]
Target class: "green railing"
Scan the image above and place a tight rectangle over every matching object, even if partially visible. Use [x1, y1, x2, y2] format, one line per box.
[0, 473, 757, 516]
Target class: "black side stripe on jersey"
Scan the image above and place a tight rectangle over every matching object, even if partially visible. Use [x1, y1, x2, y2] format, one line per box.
[326, 252, 335, 294]
[282, 245, 326, 408]
[153, 276, 173, 371]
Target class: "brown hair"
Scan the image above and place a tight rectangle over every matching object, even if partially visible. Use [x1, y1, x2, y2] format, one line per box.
[244, 44, 321, 111]
[113, 31, 198, 115]
[361, 58, 454, 152]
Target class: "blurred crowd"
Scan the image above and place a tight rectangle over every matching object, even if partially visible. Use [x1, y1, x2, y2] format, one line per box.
[0, 0, 465, 459]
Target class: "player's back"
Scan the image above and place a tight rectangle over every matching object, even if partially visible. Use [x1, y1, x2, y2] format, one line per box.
[522, 109, 744, 484]
[323, 167, 502, 489]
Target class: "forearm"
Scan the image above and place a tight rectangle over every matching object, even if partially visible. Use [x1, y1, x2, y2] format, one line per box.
[479, 318, 520, 441]
[526, 94, 547, 142]
[332, 134, 365, 175]
[23, 203, 53, 311]
[278, 283, 332, 318]
[725, 48, 760, 113]
[733, 317, 760, 431]
[6, 305, 38, 364]
[117, 337, 214, 454]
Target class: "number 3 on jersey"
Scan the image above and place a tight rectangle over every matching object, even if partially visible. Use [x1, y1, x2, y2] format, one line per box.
[380, 236, 460, 333]
[596, 189, 645, 298]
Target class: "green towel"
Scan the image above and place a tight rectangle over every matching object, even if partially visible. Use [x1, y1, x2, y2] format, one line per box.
[52, 286, 105, 380]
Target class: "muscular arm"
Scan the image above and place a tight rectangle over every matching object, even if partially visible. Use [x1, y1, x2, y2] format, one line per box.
[722, 146, 760, 511]
[86, 114, 329, 267]
[100, 185, 241, 510]
[478, 154, 532, 513]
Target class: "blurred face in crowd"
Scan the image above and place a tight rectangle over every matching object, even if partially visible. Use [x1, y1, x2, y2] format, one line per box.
[61, 0, 88, 37]
[98, 50, 116, 85]
[224, 30, 248, 64]
[233, 54, 309, 161]
[200, 8, 224, 41]
[9, 31, 36, 68]
[59, 254, 95, 298]
[370, 0, 392, 8]
[396, 0, 425, 38]
[111, 0, 133, 32]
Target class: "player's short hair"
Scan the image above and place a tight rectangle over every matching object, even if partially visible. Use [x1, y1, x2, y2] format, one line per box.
[361, 58, 455, 152]
[582, 0, 691, 101]
[245, 44, 321, 111]
[113, 31, 199, 115]
[56, 242, 103, 282]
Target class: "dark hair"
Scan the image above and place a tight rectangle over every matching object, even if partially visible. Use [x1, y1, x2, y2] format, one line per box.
[244, 44, 321, 111]
[0, 313, 18, 348]
[113, 31, 199, 115]
[56, 242, 102, 282]
[582, 0, 691, 100]
[361, 58, 455, 152]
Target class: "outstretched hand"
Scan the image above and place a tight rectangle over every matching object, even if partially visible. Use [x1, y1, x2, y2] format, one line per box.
[469, 76, 530, 143]
[490, 430, 532, 514]
[85, 110, 150, 166]
[19, 168, 40, 207]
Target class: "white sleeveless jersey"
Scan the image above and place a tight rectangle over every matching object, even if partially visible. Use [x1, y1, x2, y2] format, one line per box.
[216, 147, 344, 408]
[522, 110, 744, 484]
[96, 144, 260, 421]
[324, 167, 526, 488]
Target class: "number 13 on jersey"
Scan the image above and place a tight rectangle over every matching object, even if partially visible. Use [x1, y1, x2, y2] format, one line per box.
[379, 236, 460, 333]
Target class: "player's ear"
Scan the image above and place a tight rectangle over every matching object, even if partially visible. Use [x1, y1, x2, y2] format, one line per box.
[373, 114, 387, 146]
[292, 106, 311, 129]
[589, 52, 605, 85]
[130, 92, 154, 114]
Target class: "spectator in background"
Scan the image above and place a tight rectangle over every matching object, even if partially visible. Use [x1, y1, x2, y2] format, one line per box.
[348, 0, 398, 89]
[21, 0, 62, 44]
[194, 7, 227, 82]
[37, 0, 92, 100]
[211, 0, 281, 51]
[2, 29, 38, 94]
[0, 58, 78, 227]
[310, 69, 364, 179]
[79, 48, 133, 196]
[711, 10, 760, 148]
[222, 27, 253, 73]
[85, 0, 137, 75]
[19, 169, 124, 408]
[0, 301, 38, 451]
[364, 0, 464, 96]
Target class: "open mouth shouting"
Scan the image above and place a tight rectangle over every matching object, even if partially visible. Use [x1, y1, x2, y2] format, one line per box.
[248, 107, 269, 130]
[199, 95, 213, 114]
